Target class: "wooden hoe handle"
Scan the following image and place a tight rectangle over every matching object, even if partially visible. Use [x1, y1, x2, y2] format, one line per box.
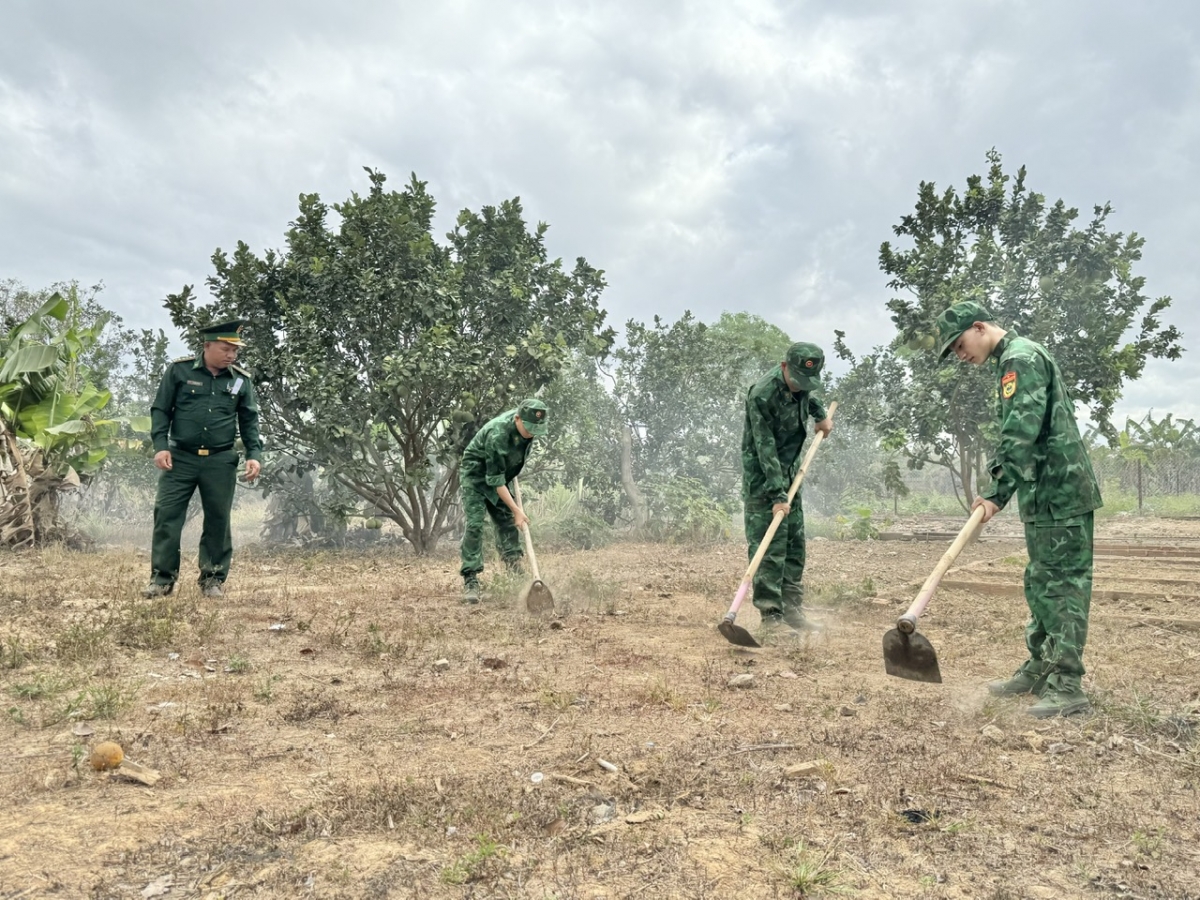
[897, 504, 986, 634]
[512, 477, 541, 581]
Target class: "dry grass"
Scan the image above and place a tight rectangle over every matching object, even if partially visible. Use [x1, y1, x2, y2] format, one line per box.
[1, 523, 1199, 898]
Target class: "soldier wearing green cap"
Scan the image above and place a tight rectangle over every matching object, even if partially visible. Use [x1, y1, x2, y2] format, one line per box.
[143, 319, 263, 599]
[740, 342, 833, 633]
[936, 301, 1102, 718]
[458, 399, 549, 603]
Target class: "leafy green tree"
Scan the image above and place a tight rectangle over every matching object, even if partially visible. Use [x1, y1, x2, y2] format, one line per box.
[534, 352, 624, 523]
[840, 150, 1183, 504]
[165, 169, 614, 552]
[613, 311, 794, 528]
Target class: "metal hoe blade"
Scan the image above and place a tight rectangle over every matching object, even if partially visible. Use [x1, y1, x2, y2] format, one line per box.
[718, 617, 761, 648]
[882, 628, 942, 683]
[522, 579, 555, 614]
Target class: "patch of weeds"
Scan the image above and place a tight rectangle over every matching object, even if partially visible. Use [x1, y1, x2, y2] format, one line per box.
[485, 570, 525, 604]
[441, 834, 507, 886]
[538, 688, 580, 711]
[7, 706, 27, 725]
[313, 774, 432, 834]
[637, 676, 686, 711]
[194, 608, 222, 644]
[358, 623, 397, 658]
[1000, 555, 1026, 566]
[323, 609, 358, 649]
[777, 840, 849, 897]
[113, 594, 198, 650]
[226, 654, 251, 674]
[1131, 826, 1165, 860]
[8, 673, 74, 701]
[202, 683, 246, 732]
[940, 819, 972, 835]
[1096, 690, 1197, 743]
[54, 623, 111, 662]
[81, 683, 137, 719]
[834, 506, 879, 541]
[562, 569, 619, 613]
[254, 673, 282, 703]
[47, 683, 138, 724]
[282, 688, 352, 724]
[808, 577, 875, 606]
[1, 634, 32, 669]
[70, 742, 87, 775]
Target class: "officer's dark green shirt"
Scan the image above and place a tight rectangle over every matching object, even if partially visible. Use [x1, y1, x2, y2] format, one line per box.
[741, 365, 828, 504]
[460, 409, 532, 502]
[151, 357, 263, 460]
[979, 334, 1102, 523]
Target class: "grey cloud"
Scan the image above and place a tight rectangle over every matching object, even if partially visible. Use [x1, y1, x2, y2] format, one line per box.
[1, 0, 1197, 421]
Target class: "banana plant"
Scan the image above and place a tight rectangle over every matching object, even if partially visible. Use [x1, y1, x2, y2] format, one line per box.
[0, 291, 143, 545]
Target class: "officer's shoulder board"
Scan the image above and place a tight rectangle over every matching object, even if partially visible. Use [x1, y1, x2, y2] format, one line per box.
[230, 363, 253, 378]
[172, 355, 195, 364]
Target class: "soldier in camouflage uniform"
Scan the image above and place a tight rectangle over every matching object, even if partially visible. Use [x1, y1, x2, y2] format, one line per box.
[145, 320, 263, 599]
[458, 399, 549, 603]
[937, 302, 1103, 718]
[741, 342, 834, 632]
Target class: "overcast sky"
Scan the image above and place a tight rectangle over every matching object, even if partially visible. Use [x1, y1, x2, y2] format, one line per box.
[2, 0, 1196, 423]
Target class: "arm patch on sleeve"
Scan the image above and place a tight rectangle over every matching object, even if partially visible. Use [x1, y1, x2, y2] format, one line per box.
[1001, 370, 1017, 399]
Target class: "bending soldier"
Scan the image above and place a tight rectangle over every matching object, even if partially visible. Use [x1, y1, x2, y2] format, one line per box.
[458, 399, 549, 603]
[937, 301, 1102, 718]
[741, 342, 833, 634]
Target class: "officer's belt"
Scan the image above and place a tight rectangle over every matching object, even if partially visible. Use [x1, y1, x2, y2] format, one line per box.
[172, 444, 235, 457]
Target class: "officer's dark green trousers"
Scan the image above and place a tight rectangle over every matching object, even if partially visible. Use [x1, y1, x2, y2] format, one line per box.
[150, 448, 238, 587]
[459, 482, 524, 580]
[1018, 513, 1094, 692]
[744, 495, 806, 614]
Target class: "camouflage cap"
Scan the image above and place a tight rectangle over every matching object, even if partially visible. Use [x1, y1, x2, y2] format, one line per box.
[517, 398, 549, 437]
[936, 301, 994, 359]
[784, 342, 824, 391]
[199, 319, 248, 346]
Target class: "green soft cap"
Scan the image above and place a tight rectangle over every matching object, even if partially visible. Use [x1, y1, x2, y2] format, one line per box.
[199, 319, 249, 345]
[784, 342, 824, 391]
[936, 301, 994, 359]
[517, 398, 549, 437]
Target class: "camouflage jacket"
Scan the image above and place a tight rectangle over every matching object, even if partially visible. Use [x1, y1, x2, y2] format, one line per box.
[741, 365, 828, 504]
[979, 334, 1102, 523]
[151, 356, 263, 460]
[460, 409, 532, 501]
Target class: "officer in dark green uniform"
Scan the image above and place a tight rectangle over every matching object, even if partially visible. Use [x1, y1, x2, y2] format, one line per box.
[144, 320, 263, 599]
[937, 301, 1103, 718]
[458, 399, 549, 603]
[741, 342, 833, 633]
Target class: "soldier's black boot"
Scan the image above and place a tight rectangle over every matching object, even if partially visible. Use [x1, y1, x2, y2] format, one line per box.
[462, 576, 481, 605]
[987, 663, 1048, 697]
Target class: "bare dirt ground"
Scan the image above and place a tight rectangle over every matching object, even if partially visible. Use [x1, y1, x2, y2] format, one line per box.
[1, 517, 1199, 899]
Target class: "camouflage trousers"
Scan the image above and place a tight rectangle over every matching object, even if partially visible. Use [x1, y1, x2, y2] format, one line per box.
[1016, 513, 1094, 692]
[459, 481, 523, 581]
[744, 495, 806, 614]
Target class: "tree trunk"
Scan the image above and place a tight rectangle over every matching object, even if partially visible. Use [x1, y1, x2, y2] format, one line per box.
[620, 425, 647, 531]
[0, 421, 36, 548]
[958, 442, 975, 505]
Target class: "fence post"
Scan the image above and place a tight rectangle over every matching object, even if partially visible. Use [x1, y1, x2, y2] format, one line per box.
[1137, 459, 1143, 513]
